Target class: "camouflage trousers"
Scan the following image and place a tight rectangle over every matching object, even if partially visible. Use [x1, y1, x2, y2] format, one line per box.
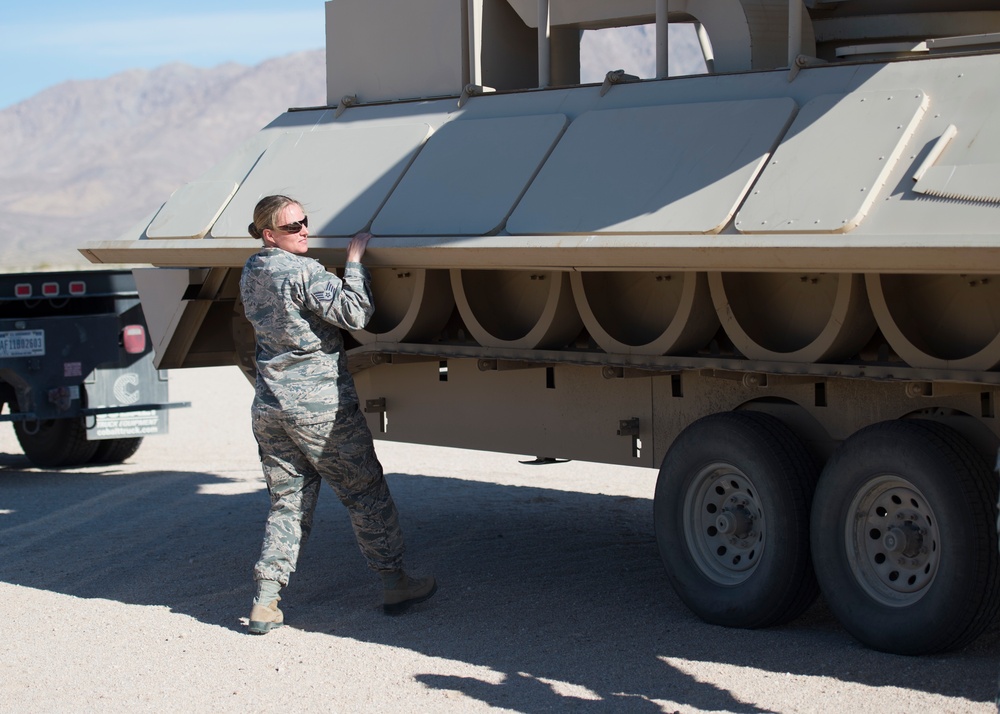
[250, 403, 405, 587]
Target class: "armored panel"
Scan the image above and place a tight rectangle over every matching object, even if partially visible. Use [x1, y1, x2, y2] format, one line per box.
[143, 133, 279, 240]
[506, 98, 796, 235]
[914, 163, 1000, 204]
[213, 124, 431, 238]
[912, 107, 1000, 204]
[326, 0, 466, 104]
[504, 0, 652, 27]
[372, 114, 568, 236]
[146, 181, 238, 239]
[736, 90, 927, 234]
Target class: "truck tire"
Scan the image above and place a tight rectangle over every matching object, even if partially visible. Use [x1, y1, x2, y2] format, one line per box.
[810, 419, 1000, 654]
[89, 437, 144, 464]
[654, 411, 819, 628]
[14, 417, 100, 468]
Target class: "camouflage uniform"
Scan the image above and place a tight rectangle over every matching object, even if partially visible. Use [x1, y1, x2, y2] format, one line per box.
[240, 247, 404, 589]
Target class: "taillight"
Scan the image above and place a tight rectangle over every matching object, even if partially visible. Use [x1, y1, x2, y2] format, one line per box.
[14, 283, 31, 298]
[42, 282, 59, 297]
[68, 281, 86, 295]
[122, 325, 146, 354]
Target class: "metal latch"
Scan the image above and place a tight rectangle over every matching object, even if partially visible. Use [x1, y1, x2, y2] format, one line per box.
[458, 83, 495, 108]
[617, 418, 641, 459]
[365, 397, 387, 433]
[617, 418, 640, 437]
[335, 94, 357, 118]
[600, 69, 640, 96]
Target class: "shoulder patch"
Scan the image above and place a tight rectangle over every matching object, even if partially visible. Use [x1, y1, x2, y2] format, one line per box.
[311, 281, 337, 302]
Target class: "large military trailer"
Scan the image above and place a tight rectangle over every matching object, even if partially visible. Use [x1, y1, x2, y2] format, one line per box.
[83, 0, 1000, 655]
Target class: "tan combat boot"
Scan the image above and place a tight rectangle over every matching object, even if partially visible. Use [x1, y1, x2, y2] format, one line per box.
[248, 598, 283, 634]
[382, 571, 438, 615]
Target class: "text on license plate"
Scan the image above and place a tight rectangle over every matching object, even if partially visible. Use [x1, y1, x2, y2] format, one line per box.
[0, 330, 45, 358]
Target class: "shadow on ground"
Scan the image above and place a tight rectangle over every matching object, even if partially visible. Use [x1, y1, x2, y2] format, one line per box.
[0, 454, 997, 711]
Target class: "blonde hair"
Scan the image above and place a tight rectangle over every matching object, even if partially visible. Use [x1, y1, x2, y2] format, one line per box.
[247, 195, 301, 240]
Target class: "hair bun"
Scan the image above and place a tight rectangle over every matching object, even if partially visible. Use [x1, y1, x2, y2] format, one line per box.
[248, 222, 262, 239]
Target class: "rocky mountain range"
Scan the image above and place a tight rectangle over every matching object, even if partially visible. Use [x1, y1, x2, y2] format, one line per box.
[1, 27, 703, 271]
[0, 51, 327, 270]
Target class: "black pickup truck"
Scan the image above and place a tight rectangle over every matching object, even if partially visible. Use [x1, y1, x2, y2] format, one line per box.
[0, 270, 187, 467]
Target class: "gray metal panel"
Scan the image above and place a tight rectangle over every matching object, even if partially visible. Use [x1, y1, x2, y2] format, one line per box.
[372, 114, 568, 236]
[325, 0, 466, 104]
[146, 181, 238, 239]
[504, 0, 653, 28]
[912, 114, 1000, 203]
[213, 124, 431, 238]
[132, 267, 207, 368]
[142, 131, 278, 240]
[506, 98, 797, 235]
[914, 163, 1000, 204]
[736, 90, 927, 234]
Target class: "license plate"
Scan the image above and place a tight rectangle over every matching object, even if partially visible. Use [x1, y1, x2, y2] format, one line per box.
[0, 330, 45, 357]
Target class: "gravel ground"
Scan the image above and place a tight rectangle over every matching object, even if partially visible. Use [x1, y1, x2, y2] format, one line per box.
[1, 365, 998, 713]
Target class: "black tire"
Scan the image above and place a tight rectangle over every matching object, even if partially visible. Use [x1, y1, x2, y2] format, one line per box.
[14, 417, 99, 468]
[810, 420, 1000, 655]
[654, 411, 820, 628]
[88, 437, 144, 464]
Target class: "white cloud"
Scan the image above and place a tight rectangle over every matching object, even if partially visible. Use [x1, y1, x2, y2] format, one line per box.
[580, 24, 707, 83]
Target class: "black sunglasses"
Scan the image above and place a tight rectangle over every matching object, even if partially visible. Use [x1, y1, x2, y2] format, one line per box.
[275, 215, 308, 233]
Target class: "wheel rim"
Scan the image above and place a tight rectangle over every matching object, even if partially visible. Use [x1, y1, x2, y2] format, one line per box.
[846, 475, 940, 606]
[683, 463, 766, 585]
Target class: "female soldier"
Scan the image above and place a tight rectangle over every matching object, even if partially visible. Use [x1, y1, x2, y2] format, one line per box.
[240, 195, 436, 634]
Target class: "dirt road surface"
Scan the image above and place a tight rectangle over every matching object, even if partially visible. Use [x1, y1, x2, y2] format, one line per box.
[1, 366, 997, 713]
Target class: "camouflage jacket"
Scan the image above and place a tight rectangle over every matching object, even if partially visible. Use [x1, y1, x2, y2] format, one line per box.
[240, 247, 374, 424]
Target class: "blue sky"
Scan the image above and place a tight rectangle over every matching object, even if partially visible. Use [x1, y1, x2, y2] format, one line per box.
[0, 1, 326, 109]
